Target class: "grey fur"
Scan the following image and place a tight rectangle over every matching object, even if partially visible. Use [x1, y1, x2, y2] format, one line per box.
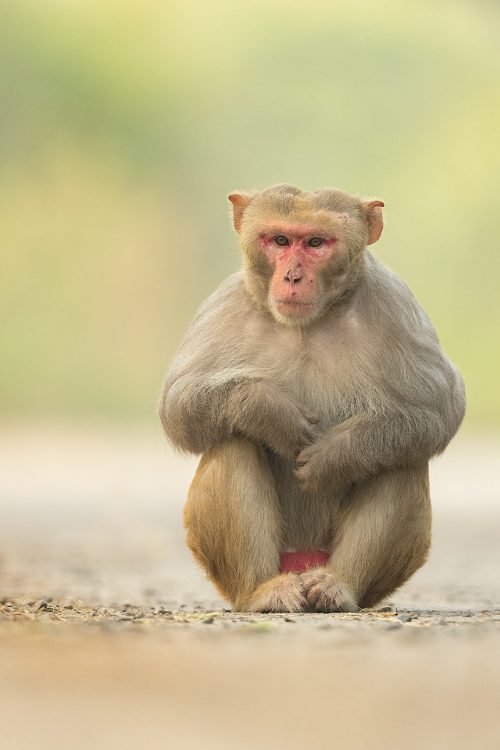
[160, 257, 464, 468]
[158, 186, 465, 612]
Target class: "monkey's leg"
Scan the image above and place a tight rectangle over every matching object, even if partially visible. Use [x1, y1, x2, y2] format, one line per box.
[301, 464, 432, 612]
[184, 438, 306, 612]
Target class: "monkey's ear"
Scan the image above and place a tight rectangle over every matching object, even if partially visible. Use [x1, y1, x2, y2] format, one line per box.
[364, 199, 385, 245]
[228, 192, 254, 232]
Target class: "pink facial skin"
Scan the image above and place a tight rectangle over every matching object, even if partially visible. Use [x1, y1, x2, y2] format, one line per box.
[259, 224, 337, 314]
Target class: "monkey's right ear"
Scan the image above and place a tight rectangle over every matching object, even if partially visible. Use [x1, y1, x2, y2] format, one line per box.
[364, 199, 385, 245]
[228, 192, 254, 232]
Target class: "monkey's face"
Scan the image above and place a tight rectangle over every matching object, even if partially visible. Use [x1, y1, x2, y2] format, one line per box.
[229, 185, 384, 327]
[258, 223, 341, 324]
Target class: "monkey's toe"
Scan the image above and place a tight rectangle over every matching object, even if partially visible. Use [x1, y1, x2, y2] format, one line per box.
[300, 568, 359, 613]
[244, 573, 307, 613]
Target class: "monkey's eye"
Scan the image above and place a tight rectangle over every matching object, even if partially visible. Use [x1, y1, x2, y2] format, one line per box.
[274, 235, 290, 247]
[307, 237, 324, 248]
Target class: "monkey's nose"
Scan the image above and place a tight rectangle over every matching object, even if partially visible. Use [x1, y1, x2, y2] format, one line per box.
[284, 266, 303, 284]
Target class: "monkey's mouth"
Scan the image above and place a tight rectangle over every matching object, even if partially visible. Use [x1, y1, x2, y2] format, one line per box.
[272, 298, 317, 320]
[271, 296, 318, 321]
[274, 298, 314, 307]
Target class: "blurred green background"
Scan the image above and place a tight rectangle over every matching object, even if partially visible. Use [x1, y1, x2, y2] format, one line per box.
[1, 0, 499, 426]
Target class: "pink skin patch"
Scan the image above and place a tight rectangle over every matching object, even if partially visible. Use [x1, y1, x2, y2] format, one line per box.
[280, 550, 330, 574]
[259, 225, 337, 309]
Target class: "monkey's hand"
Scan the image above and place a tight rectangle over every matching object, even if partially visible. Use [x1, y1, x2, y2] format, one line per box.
[233, 381, 319, 460]
[295, 440, 329, 493]
[294, 430, 348, 494]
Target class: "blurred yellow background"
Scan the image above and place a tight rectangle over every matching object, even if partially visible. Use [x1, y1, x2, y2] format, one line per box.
[1, 0, 499, 425]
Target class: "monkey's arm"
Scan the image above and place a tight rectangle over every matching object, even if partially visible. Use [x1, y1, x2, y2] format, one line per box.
[159, 274, 317, 456]
[334, 371, 463, 475]
[297, 280, 466, 489]
[297, 359, 464, 489]
[160, 373, 317, 456]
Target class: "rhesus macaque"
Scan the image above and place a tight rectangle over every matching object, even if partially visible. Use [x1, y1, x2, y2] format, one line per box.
[159, 184, 465, 613]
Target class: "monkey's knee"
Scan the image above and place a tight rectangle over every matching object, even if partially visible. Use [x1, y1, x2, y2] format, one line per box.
[360, 530, 431, 609]
[183, 440, 246, 560]
[184, 437, 269, 525]
[358, 466, 432, 607]
[188, 437, 265, 489]
[331, 465, 431, 609]
[184, 438, 281, 606]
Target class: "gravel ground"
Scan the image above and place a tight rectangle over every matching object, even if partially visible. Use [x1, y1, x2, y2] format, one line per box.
[0, 426, 499, 749]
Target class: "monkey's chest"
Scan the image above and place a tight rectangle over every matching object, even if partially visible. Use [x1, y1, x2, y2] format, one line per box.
[281, 358, 352, 425]
[265, 333, 365, 426]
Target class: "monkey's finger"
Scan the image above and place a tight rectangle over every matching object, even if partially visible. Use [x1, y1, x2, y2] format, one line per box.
[294, 455, 311, 470]
[295, 473, 318, 496]
[306, 584, 322, 607]
[294, 468, 311, 485]
[300, 425, 317, 445]
[300, 573, 321, 589]
[306, 415, 320, 425]
[296, 445, 315, 465]
[298, 442, 315, 456]
[299, 406, 320, 422]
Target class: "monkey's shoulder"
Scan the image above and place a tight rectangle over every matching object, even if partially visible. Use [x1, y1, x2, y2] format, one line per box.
[362, 257, 440, 347]
[192, 271, 251, 324]
[361, 259, 464, 398]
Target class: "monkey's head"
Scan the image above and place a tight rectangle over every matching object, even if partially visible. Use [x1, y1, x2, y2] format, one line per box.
[229, 184, 384, 326]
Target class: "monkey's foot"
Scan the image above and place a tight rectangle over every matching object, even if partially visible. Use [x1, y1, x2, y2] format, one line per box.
[300, 568, 359, 612]
[245, 573, 307, 613]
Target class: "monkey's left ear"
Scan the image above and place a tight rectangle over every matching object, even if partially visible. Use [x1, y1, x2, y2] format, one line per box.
[364, 200, 385, 245]
[228, 192, 254, 232]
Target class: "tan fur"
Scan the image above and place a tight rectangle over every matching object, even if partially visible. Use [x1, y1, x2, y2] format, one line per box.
[160, 184, 465, 612]
[184, 438, 282, 608]
[246, 574, 307, 613]
[299, 569, 359, 613]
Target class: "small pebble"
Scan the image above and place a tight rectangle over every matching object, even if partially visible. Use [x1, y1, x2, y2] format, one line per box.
[398, 614, 414, 623]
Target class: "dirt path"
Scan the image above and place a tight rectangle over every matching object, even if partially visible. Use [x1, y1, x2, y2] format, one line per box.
[0, 427, 499, 749]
